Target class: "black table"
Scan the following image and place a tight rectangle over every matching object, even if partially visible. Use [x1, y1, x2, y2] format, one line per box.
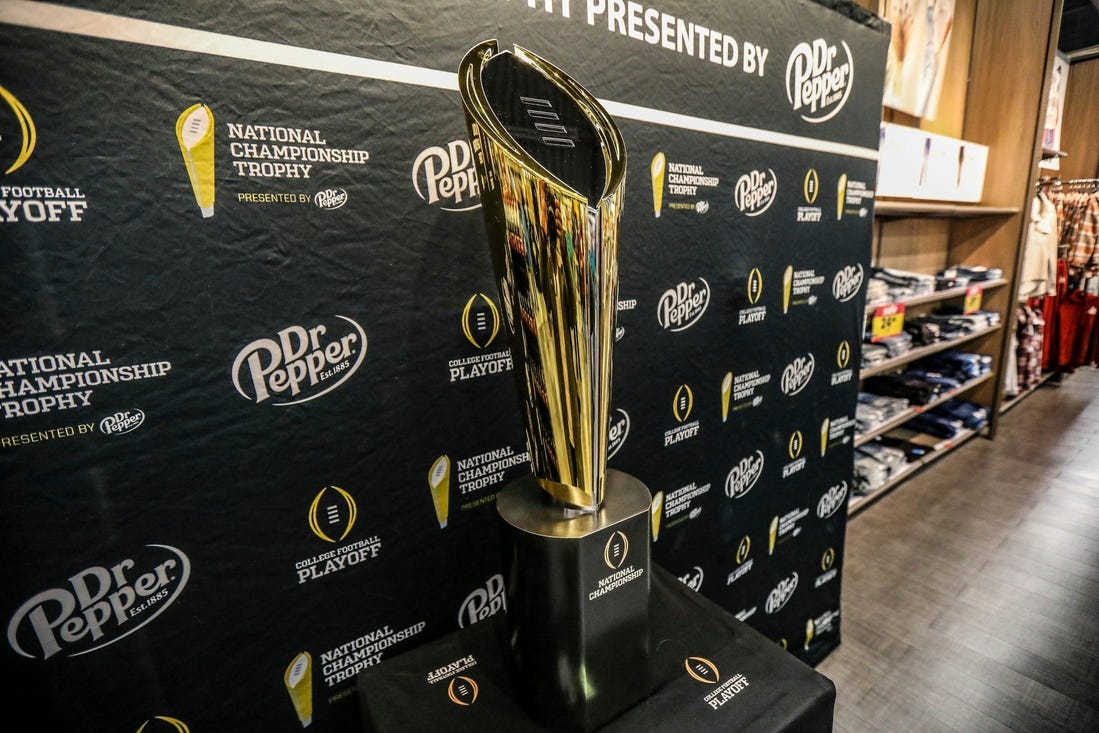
[358, 565, 835, 732]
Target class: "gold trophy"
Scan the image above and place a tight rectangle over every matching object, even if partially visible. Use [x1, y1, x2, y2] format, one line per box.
[768, 515, 779, 555]
[820, 418, 831, 457]
[721, 371, 733, 422]
[650, 152, 666, 218]
[427, 455, 451, 529]
[804, 618, 816, 651]
[459, 39, 651, 731]
[783, 265, 794, 314]
[284, 651, 313, 728]
[175, 102, 216, 218]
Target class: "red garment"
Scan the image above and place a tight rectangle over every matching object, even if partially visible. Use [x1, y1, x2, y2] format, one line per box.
[1035, 259, 1069, 371]
[1055, 290, 1099, 368]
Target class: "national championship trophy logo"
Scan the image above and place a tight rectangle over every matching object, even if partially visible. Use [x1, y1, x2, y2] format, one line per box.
[284, 651, 313, 728]
[176, 102, 216, 217]
[459, 39, 651, 732]
[427, 455, 451, 529]
[650, 151, 666, 217]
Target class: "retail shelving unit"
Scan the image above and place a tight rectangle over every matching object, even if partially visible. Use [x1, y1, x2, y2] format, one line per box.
[850, 0, 1065, 515]
[863, 276, 1008, 313]
[848, 425, 985, 516]
[860, 323, 1002, 379]
[855, 371, 994, 446]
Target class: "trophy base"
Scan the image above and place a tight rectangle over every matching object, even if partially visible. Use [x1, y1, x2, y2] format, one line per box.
[496, 469, 652, 732]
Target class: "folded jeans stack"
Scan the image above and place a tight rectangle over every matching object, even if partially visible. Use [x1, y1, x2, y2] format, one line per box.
[918, 351, 992, 381]
[856, 392, 910, 433]
[929, 398, 988, 430]
[861, 373, 944, 406]
[908, 411, 963, 439]
[941, 264, 1003, 282]
[853, 440, 909, 495]
[861, 342, 889, 368]
[872, 267, 936, 298]
[865, 277, 892, 307]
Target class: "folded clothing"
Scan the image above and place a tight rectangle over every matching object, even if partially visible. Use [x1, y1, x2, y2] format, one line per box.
[942, 264, 1003, 282]
[901, 369, 962, 392]
[861, 374, 940, 405]
[876, 435, 932, 462]
[857, 441, 908, 470]
[936, 273, 971, 290]
[856, 392, 910, 432]
[866, 277, 891, 303]
[905, 320, 941, 346]
[929, 399, 988, 430]
[875, 332, 913, 358]
[931, 306, 1002, 328]
[908, 412, 963, 439]
[918, 351, 992, 381]
[862, 342, 889, 367]
[854, 438, 913, 494]
[873, 267, 936, 294]
[854, 455, 890, 494]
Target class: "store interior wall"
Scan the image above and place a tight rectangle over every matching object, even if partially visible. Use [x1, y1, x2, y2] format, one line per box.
[1059, 57, 1099, 179]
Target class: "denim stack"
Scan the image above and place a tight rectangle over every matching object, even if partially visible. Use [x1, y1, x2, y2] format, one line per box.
[906, 399, 989, 439]
[853, 439, 909, 495]
[856, 392, 910, 434]
[872, 267, 936, 300]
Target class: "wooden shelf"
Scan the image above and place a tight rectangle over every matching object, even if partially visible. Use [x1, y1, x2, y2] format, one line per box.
[849, 426, 985, 517]
[860, 324, 1003, 379]
[874, 200, 1020, 218]
[864, 278, 1008, 316]
[855, 371, 994, 447]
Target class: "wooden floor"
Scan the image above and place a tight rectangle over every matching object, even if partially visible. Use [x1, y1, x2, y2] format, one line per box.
[817, 367, 1099, 733]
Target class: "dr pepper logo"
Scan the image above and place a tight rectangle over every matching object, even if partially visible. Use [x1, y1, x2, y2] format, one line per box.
[413, 139, 480, 211]
[658, 278, 710, 332]
[832, 263, 864, 302]
[7, 544, 191, 660]
[785, 39, 854, 122]
[232, 316, 366, 406]
[733, 169, 777, 217]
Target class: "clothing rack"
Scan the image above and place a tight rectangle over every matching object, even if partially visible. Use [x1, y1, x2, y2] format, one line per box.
[1036, 176, 1099, 190]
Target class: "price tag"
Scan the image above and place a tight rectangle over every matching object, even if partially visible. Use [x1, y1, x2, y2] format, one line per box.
[871, 303, 905, 342]
[963, 285, 982, 314]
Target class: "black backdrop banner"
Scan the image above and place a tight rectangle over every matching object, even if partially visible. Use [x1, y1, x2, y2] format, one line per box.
[0, 1, 887, 730]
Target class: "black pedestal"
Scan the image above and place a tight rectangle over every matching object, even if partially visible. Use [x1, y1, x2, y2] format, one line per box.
[357, 564, 836, 733]
[496, 470, 652, 731]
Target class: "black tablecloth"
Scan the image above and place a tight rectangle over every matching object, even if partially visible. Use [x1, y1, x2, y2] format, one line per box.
[358, 565, 835, 732]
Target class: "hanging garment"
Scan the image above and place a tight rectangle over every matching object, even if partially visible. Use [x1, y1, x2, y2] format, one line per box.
[1004, 332, 1019, 398]
[1015, 305, 1044, 389]
[1018, 192, 1059, 299]
[1055, 290, 1099, 369]
[1062, 190, 1099, 282]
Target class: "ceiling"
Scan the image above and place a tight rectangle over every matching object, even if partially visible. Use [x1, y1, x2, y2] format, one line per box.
[1059, 0, 1099, 59]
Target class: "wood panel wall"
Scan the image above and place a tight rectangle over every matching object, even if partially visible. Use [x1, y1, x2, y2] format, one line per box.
[1059, 57, 1099, 180]
[955, 0, 1061, 417]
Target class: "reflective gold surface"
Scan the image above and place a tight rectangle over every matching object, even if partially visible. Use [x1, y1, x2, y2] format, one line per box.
[459, 40, 626, 512]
